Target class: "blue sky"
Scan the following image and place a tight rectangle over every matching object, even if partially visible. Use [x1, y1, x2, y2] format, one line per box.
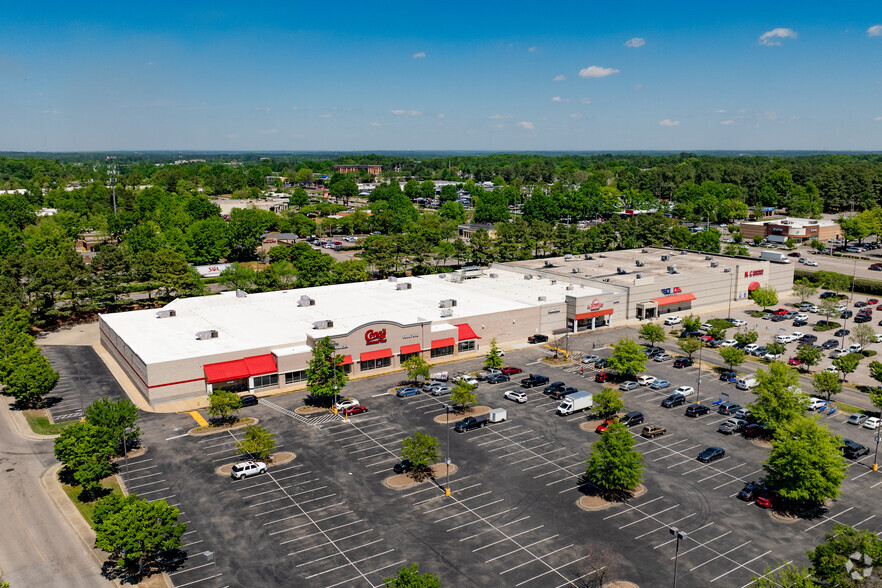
[1, 1, 881, 151]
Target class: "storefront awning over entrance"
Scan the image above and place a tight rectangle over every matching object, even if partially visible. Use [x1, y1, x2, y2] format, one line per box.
[575, 308, 613, 320]
[454, 323, 481, 341]
[651, 293, 697, 306]
[340, 355, 353, 365]
[204, 353, 277, 384]
[767, 235, 788, 243]
[360, 348, 392, 362]
[400, 344, 422, 355]
[431, 338, 456, 349]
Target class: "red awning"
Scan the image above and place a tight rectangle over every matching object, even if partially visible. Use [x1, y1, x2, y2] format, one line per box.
[430, 338, 456, 349]
[203, 353, 277, 384]
[400, 344, 422, 355]
[575, 308, 614, 320]
[340, 355, 353, 365]
[651, 293, 697, 306]
[454, 323, 481, 341]
[360, 348, 392, 362]
[748, 281, 761, 291]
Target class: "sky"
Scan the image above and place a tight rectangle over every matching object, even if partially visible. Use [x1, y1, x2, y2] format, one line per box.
[1, 1, 881, 152]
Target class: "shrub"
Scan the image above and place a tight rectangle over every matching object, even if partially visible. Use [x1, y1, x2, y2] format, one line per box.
[813, 321, 841, 332]
[707, 319, 733, 331]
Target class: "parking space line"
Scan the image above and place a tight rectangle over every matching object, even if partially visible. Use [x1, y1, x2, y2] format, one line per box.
[472, 525, 544, 552]
[127, 479, 167, 490]
[619, 505, 680, 529]
[250, 491, 336, 510]
[654, 446, 703, 462]
[511, 550, 584, 585]
[134, 487, 170, 496]
[640, 439, 689, 453]
[125, 472, 163, 482]
[288, 529, 372, 554]
[305, 549, 396, 579]
[689, 541, 751, 571]
[434, 499, 505, 522]
[260, 503, 337, 526]
[673, 531, 731, 558]
[268, 511, 353, 536]
[695, 462, 747, 482]
[489, 534, 558, 565]
[278, 520, 365, 545]
[804, 506, 855, 531]
[295, 539, 385, 567]
[603, 496, 664, 519]
[168, 561, 216, 576]
[710, 550, 772, 582]
[634, 513, 696, 539]
[323, 561, 407, 588]
[714, 469, 763, 490]
[174, 573, 223, 587]
[653, 522, 714, 549]
[460, 516, 532, 542]
[520, 453, 575, 470]
[254, 493, 336, 516]
[236, 469, 310, 490]
[446, 508, 516, 531]
[741, 560, 793, 588]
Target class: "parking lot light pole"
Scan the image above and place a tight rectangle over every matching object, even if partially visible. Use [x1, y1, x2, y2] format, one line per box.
[445, 406, 451, 496]
[670, 526, 687, 588]
[121, 426, 133, 490]
[874, 435, 880, 472]
[695, 343, 703, 405]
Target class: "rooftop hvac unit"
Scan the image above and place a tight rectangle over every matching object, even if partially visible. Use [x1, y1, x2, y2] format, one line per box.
[538, 296, 546, 301]
[584, 254, 591, 260]
[550, 280, 557, 285]
[710, 262, 719, 268]
[571, 268, 580, 273]
[616, 267, 627, 275]
[440, 308, 453, 317]
[680, 250, 687, 255]
[636, 260, 644, 267]
[599, 254, 606, 258]
[524, 274, 533, 280]
[439, 299, 458, 308]
[661, 255, 669, 261]
[544, 260, 553, 267]
[297, 296, 315, 307]
[396, 282, 412, 290]
[235, 289, 247, 298]
[641, 249, 649, 253]
[636, 274, 642, 279]
[313, 320, 334, 329]
[156, 309, 176, 319]
[667, 265, 678, 274]
[705, 255, 712, 261]
[564, 254, 573, 261]
[489, 273, 498, 278]
[196, 330, 218, 340]
[388, 276, 397, 282]
[723, 268, 731, 273]
[449, 274, 463, 283]
[566, 285, 574, 290]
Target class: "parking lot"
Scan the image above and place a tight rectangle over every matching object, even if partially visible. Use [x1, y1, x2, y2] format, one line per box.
[40, 345, 125, 422]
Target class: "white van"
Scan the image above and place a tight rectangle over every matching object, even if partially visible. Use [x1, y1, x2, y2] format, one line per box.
[736, 376, 758, 390]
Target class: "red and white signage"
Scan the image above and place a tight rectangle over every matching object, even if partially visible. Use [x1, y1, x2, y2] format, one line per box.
[365, 329, 387, 345]
[589, 298, 604, 311]
[744, 270, 764, 277]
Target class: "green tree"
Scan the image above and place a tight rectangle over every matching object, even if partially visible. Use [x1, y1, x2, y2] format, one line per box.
[833, 354, 861, 382]
[808, 524, 882, 587]
[817, 297, 840, 321]
[813, 371, 843, 401]
[792, 280, 818, 303]
[606, 338, 646, 378]
[750, 564, 815, 588]
[682, 314, 702, 333]
[84, 397, 141, 455]
[638, 322, 666, 348]
[753, 234, 763, 246]
[677, 337, 702, 359]
[766, 341, 786, 358]
[450, 381, 477, 411]
[92, 493, 187, 578]
[236, 424, 276, 460]
[484, 338, 504, 369]
[593, 387, 624, 418]
[53, 422, 116, 499]
[748, 362, 805, 432]
[306, 337, 349, 405]
[383, 563, 442, 588]
[3, 345, 59, 408]
[402, 355, 429, 383]
[850, 324, 875, 350]
[584, 421, 644, 497]
[751, 286, 779, 310]
[734, 329, 759, 347]
[207, 390, 243, 425]
[719, 347, 745, 371]
[796, 345, 822, 372]
[400, 432, 441, 479]
[289, 187, 309, 207]
[764, 416, 847, 508]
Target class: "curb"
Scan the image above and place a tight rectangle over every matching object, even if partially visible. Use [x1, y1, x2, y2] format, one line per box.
[0, 399, 59, 441]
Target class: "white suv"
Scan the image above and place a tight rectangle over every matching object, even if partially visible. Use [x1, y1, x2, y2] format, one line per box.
[664, 316, 682, 325]
[231, 461, 267, 480]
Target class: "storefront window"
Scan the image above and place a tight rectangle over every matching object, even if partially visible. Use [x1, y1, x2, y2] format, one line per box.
[253, 373, 278, 389]
[284, 370, 307, 385]
[457, 340, 476, 353]
[430, 345, 454, 358]
[360, 357, 391, 371]
[400, 352, 420, 363]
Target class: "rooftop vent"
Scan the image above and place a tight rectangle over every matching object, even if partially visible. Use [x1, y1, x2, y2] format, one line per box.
[489, 273, 498, 278]
[636, 274, 642, 279]
[572, 268, 580, 273]
[538, 296, 547, 302]
[661, 255, 669, 262]
[196, 329, 218, 340]
[636, 260, 644, 267]
[705, 255, 712, 261]
[396, 282, 412, 291]
[710, 262, 719, 268]
[599, 254, 607, 258]
[680, 251, 687, 255]
[616, 267, 627, 275]
[550, 280, 557, 285]
[584, 254, 592, 260]
[388, 276, 397, 282]
[544, 260, 554, 268]
[313, 319, 334, 330]
[524, 274, 533, 280]
[439, 299, 458, 308]
[723, 268, 731, 273]
[566, 285, 574, 290]
[297, 295, 315, 307]
[235, 289, 247, 298]
[667, 265, 678, 274]
[641, 249, 649, 253]
[440, 308, 453, 317]
[156, 309, 176, 319]
[564, 254, 573, 261]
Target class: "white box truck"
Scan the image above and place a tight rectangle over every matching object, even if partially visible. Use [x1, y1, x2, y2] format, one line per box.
[736, 376, 758, 390]
[759, 250, 789, 263]
[556, 391, 593, 415]
[488, 408, 507, 423]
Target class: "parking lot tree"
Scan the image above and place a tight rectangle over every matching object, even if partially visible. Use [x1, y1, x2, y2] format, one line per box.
[750, 563, 814, 588]
[383, 563, 442, 588]
[812, 371, 842, 403]
[677, 336, 702, 360]
[638, 322, 666, 348]
[402, 355, 430, 383]
[53, 422, 116, 499]
[719, 346, 746, 371]
[817, 298, 839, 322]
[236, 424, 276, 461]
[607, 338, 646, 378]
[450, 381, 478, 412]
[207, 390, 243, 425]
[808, 524, 882, 586]
[3, 344, 59, 408]
[869, 362, 882, 395]
[763, 416, 847, 509]
[306, 336, 349, 405]
[795, 345, 822, 372]
[833, 353, 861, 382]
[850, 323, 875, 350]
[84, 397, 141, 454]
[400, 432, 441, 478]
[92, 492, 187, 579]
[792, 279, 818, 303]
[748, 362, 805, 432]
[723, 243, 749, 256]
[766, 341, 786, 357]
[750, 286, 779, 310]
[593, 387, 624, 418]
[584, 421, 644, 497]
[733, 329, 759, 347]
[484, 338, 504, 369]
[682, 314, 702, 333]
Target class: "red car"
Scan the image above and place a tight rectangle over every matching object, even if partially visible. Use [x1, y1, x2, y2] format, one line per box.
[755, 489, 778, 509]
[343, 405, 369, 416]
[868, 299, 879, 305]
[742, 424, 767, 438]
[595, 418, 618, 434]
[876, 305, 882, 311]
[787, 357, 802, 366]
[773, 308, 788, 316]
[595, 372, 612, 383]
[501, 366, 523, 376]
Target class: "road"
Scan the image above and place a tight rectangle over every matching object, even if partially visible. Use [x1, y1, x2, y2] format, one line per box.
[743, 243, 882, 283]
[0, 402, 112, 587]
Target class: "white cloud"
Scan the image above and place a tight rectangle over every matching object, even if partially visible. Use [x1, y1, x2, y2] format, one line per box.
[43, 109, 60, 115]
[625, 37, 645, 48]
[489, 114, 512, 120]
[528, 46, 536, 52]
[227, 134, 237, 139]
[633, 84, 644, 91]
[721, 120, 736, 125]
[146, 61, 154, 66]
[258, 128, 279, 134]
[368, 122, 380, 127]
[658, 119, 680, 127]
[437, 113, 445, 119]
[551, 96, 571, 103]
[553, 74, 567, 82]
[759, 28, 797, 46]
[570, 113, 584, 119]
[579, 65, 620, 78]
[390, 109, 421, 116]
[291, 106, 299, 111]
[875, 116, 882, 121]
[317, 114, 332, 118]
[580, 97, 592, 104]
[714, 109, 727, 113]
[517, 121, 534, 130]
[868, 25, 882, 37]
[412, 51, 426, 59]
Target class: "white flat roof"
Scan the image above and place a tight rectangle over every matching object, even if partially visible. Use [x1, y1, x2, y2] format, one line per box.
[101, 268, 605, 365]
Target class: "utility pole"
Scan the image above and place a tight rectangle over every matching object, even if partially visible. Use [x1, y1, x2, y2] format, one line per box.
[108, 158, 118, 215]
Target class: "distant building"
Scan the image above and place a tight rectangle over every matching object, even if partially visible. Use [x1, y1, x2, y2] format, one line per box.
[333, 164, 382, 175]
[457, 223, 497, 240]
[739, 217, 841, 243]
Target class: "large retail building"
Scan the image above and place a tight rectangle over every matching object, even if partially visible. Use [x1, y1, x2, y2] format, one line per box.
[100, 248, 793, 408]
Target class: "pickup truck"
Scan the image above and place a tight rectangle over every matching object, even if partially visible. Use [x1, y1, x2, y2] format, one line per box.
[641, 425, 667, 438]
[520, 374, 550, 388]
[454, 416, 489, 432]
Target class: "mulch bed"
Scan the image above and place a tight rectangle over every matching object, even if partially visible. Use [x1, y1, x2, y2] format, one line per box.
[188, 417, 258, 436]
[576, 484, 647, 511]
[216, 452, 296, 476]
[433, 406, 490, 424]
[383, 463, 459, 490]
[295, 406, 329, 415]
[579, 413, 624, 432]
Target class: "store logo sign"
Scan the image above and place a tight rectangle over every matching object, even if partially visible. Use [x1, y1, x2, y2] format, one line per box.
[660, 287, 682, 295]
[589, 298, 604, 310]
[365, 329, 387, 345]
[744, 270, 764, 277]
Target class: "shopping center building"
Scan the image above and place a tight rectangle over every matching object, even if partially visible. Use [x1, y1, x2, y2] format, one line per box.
[100, 248, 793, 407]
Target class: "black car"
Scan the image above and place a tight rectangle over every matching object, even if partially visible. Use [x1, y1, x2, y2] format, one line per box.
[821, 339, 839, 349]
[393, 459, 413, 474]
[841, 439, 870, 459]
[855, 314, 872, 323]
[737, 482, 763, 501]
[543, 381, 566, 394]
[801, 334, 818, 344]
[820, 291, 838, 299]
[685, 403, 710, 417]
[527, 334, 549, 344]
[697, 447, 726, 463]
[487, 373, 510, 384]
[834, 329, 851, 337]
[661, 393, 686, 408]
[770, 314, 786, 322]
[792, 319, 808, 327]
[719, 371, 737, 382]
[619, 411, 645, 427]
[594, 358, 609, 369]
[673, 357, 693, 368]
[855, 301, 868, 308]
[841, 310, 854, 319]
[239, 394, 259, 407]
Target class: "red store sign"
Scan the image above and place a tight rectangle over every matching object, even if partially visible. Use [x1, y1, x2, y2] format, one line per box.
[744, 270, 764, 277]
[365, 329, 387, 345]
[589, 298, 604, 311]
